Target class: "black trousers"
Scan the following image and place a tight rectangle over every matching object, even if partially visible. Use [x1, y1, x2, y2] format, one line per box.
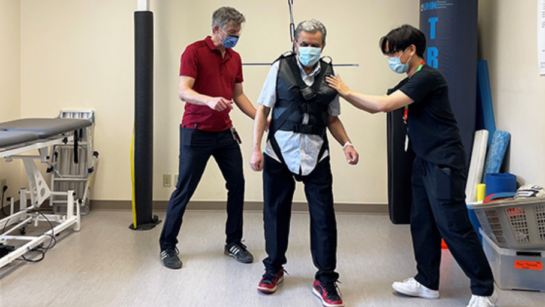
[159, 127, 245, 250]
[262, 154, 339, 283]
[411, 156, 494, 296]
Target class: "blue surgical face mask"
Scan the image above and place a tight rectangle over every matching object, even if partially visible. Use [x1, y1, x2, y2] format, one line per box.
[221, 28, 239, 49]
[298, 46, 322, 67]
[388, 49, 412, 74]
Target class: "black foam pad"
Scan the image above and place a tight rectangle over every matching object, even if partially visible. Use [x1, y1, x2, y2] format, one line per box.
[387, 109, 415, 225]
[134, 11, 155, 227]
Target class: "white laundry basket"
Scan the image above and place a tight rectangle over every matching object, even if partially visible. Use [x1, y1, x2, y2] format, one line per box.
[468, 198, 545, 250]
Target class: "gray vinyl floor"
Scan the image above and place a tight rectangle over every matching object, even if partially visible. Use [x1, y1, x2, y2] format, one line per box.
[0, 209, 543, 307]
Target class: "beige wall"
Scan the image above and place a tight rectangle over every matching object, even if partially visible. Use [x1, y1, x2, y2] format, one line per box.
[151, 0, 420, 204]
[18, 0, 419, 205]
[0, 0, 22, 196]
[479, 0, 545, 186]
[8, 0, 544, 206]
[19, 0, 135, 201]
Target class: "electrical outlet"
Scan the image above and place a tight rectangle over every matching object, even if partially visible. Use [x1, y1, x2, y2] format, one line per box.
[163, 174, 171, 187]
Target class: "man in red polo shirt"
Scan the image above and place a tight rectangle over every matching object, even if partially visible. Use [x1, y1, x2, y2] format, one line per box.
[159, 6, 256, 269]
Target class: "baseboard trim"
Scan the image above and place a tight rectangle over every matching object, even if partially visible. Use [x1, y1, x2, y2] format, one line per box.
[90, 200, 388, 214]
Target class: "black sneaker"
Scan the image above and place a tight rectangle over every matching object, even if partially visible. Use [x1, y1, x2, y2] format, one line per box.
[160, 247, 182, 269]
[224, 243, 253, 263]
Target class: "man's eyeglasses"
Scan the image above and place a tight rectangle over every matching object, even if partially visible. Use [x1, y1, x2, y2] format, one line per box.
[222, 28, 241, 37]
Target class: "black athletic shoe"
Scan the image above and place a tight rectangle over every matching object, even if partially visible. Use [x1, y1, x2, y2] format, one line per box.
[160, 247, 182, 269]
[224, 243, 253, 263]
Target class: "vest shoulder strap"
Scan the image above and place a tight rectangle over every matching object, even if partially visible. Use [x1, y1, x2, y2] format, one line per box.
[273, 51, 296, 64]
[284, 55, 331, 102]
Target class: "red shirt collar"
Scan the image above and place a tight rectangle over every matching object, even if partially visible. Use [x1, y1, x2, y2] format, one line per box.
[205, 36, 217, 50]
[205, 36, 233, 62]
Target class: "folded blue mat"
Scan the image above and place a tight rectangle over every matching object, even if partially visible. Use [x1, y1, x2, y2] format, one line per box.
[489, 192, 516, 200]
[485, 173, 517, 196]
[482, 130, 511, 183]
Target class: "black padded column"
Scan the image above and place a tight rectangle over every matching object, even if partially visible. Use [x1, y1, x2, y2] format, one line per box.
[130, 11, 160, 230]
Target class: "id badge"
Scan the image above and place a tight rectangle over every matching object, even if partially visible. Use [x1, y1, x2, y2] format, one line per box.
[404, 128, 409, 152]
[230, 127, 242, 144]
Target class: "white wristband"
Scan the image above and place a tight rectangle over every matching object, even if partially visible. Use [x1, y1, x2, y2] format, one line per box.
[343, 141, 353, 150]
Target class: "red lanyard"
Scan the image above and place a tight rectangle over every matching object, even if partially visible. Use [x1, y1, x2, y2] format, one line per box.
[403, 61, 426, 125]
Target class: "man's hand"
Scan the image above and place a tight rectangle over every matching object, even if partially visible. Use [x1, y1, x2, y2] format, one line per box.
[207, 97, 234, 112]
[344, 145, 359, 165]
[326, 74, 351, 97]
[250, 150, 264, 172]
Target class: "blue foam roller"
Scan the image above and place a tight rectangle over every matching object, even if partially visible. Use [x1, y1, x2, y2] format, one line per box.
[485, 173, 517, 196]
[482, 130, 510, 182]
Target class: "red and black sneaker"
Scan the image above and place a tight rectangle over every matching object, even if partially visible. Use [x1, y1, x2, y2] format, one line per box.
[257, 268, 284, 294]
[312, 280, 344, 307]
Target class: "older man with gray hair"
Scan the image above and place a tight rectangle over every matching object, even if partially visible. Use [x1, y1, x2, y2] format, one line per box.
[251, 19, 358, 307]
[159, 6, 256, 270]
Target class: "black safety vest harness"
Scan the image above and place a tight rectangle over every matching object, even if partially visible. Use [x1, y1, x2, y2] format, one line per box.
[268, 53, 338, 172]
